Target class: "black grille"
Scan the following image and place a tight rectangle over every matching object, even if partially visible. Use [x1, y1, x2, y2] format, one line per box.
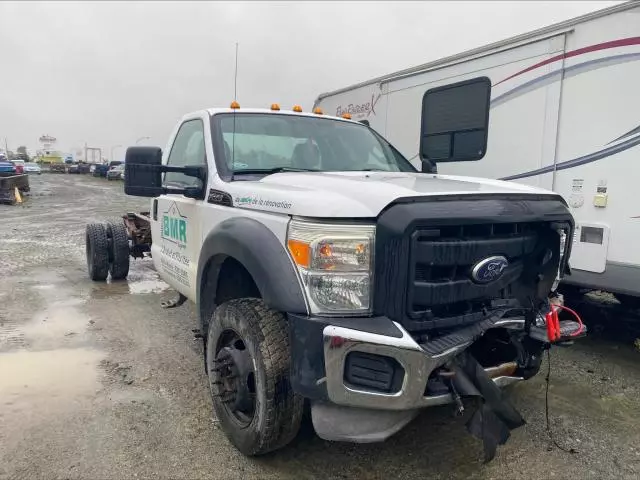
[373, 195, 574, 334]
[407, 222, 540, 329]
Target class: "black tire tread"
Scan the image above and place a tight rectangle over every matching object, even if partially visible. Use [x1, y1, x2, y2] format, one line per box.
[107, 222, 130, 280]
[86, 223, 109, 281]
[209, 298, 304, 455]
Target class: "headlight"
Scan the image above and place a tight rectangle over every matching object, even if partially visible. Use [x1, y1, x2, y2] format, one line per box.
[287, 219, 375, 315]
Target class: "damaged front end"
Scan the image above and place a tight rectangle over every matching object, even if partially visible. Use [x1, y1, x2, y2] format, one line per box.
[294, 195, 586, 462]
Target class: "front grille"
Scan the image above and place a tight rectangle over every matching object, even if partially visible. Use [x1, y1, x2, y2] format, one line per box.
[406, 222, 541, 331]
[373, 195, 574, 335]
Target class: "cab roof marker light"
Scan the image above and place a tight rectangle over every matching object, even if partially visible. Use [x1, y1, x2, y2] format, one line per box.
[271, 103, 280, 111]
[230, 101, 240, 109]
[292, 105, 303, 112]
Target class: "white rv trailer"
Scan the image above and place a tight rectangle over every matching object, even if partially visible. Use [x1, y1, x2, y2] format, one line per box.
[314, 1, 640, 304]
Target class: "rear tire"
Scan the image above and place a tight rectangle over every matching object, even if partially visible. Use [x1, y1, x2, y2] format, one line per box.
[86, 223, 109, 281]
[206, 298, 303, 456]
[107, 222, 130, 280]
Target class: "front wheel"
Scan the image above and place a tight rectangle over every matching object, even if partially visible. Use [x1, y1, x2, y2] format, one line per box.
[206, 298, 304, 456]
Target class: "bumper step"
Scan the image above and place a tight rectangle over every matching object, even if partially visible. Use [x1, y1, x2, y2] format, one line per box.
[420, 310, 507, 356]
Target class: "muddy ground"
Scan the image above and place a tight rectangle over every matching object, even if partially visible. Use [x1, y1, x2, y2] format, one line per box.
[1, 174, 640, 480]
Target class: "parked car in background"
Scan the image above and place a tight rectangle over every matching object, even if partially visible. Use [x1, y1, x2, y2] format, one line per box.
[0, 160, 17, 176]
[93, 160, 122, 177]
[11, 160, 25, 174]
[106, 164, 124, 180]
[23, 162, 42, 174]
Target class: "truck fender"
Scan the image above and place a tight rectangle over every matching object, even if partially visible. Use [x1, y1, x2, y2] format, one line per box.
[196, 217, 308, 329]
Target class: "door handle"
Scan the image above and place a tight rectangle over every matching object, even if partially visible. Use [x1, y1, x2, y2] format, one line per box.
[153, 199, 158, 221]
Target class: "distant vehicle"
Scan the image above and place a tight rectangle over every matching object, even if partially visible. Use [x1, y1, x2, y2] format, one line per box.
[23, 162, 42, 174]
[0, 160, 17, 176]
[11, 160, 25, 174]
[106, 164, 124, 180]
[93, 161, 122, 178]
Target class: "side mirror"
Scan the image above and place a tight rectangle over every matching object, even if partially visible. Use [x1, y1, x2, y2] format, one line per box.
[124, 146, 206, 198]
[124, 147, 163, 197]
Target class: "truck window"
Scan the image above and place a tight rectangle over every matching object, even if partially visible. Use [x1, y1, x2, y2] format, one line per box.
[214, 113, 416, 174]
[420, 76, 491, 163]
[164, 119, 206, 187]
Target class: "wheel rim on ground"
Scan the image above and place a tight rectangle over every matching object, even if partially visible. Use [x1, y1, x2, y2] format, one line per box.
[212, 329, 256, 427]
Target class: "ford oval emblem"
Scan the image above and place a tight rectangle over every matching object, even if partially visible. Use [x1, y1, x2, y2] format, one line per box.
[471, 256, 509, 284]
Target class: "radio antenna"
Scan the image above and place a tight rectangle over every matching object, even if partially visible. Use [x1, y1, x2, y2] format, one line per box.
[231, 42, 239, 180]
[233, 42, 239, 101]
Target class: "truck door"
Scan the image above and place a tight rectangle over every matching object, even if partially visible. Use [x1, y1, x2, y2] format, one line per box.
[151, 118, 207, 300]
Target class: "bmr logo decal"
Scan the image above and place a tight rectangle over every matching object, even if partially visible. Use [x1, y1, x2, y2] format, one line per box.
[162, 202, 187, 248]
[335, 93, 381, 118]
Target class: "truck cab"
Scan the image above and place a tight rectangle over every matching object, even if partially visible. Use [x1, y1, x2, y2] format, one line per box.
[89, 103, 584, 461]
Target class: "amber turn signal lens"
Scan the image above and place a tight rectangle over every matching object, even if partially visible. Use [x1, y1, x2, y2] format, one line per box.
[287, 239, 310, 268]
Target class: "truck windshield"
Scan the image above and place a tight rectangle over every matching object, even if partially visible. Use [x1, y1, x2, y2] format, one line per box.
[213, 113, 416, 174]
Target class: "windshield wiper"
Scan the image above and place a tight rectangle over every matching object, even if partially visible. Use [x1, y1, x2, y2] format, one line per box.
[233, 167, 321, 175]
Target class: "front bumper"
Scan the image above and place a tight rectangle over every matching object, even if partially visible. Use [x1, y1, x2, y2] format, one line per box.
[288, 313, 524, 411]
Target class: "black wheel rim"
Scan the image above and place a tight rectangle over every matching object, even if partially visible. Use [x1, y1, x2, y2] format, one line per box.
[212, 329, 256, 427]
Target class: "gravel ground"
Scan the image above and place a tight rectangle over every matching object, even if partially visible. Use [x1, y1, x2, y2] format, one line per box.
[1, 174, 640, 480]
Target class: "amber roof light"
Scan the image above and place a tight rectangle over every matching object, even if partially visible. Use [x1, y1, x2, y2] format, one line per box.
[313, 107, 323, 115]
[230, 101, 240, 109]
[292, 105, 303, 112]
[271, 103, 280, 111]
[341, 113, 351, 120]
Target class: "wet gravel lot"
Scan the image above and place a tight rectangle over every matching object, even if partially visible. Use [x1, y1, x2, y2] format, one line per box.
[1, 173, 640, 479]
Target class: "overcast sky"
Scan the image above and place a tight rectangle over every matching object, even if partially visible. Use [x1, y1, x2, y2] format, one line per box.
[0, 1, 622, 159]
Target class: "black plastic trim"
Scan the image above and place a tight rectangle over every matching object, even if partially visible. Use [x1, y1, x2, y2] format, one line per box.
[196, 217, 307, 328]
[287, 313, 403, 400]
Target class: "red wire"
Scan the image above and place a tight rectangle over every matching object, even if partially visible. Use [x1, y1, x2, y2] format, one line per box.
[553, 304, 585, 337]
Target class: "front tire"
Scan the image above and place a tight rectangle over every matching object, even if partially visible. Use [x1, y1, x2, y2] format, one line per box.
[107, 222, 130, 280]
[86, 223, 109, 281]
[206, 298, 303, 456]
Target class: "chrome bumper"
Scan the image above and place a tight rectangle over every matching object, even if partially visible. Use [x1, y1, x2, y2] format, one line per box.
[322, 320, 524, 411]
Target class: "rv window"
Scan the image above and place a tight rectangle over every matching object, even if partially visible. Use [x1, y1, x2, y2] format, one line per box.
[420, 76, 491, 163]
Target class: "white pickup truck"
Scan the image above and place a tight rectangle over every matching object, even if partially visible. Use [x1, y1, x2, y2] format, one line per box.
[85, 101, 584, 462]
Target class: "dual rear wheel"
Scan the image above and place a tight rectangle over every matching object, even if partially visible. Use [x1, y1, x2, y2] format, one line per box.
[86, 222, 130, 281]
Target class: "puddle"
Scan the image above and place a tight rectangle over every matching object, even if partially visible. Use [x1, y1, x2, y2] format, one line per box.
[90, 264, 170, 298]
[128, 278, 171, 294]
[1, 293, 91, 352]
[22, 298, 90, 347]
[0, 348, 104, 415]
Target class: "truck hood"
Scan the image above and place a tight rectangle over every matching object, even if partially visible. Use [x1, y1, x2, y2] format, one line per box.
[225, 171, 560, 218]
